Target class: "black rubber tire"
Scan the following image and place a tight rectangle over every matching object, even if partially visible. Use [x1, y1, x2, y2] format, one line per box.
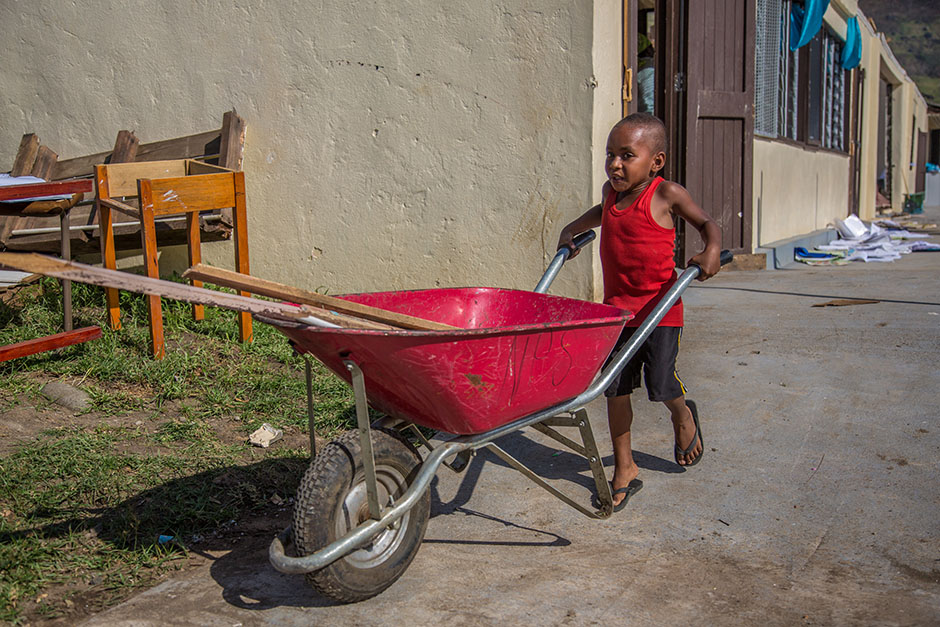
[292, 427, 429, 603]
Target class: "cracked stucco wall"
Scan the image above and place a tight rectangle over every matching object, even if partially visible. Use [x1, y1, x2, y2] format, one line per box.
[0, 0, 607, 300]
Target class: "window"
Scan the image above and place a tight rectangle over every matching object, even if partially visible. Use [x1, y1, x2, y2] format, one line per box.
[754, 0, 848, 152]
[820, 29, 845, 150]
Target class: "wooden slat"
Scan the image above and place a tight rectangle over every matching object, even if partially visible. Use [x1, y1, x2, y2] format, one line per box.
[11, 134, 40, 177]
[697, 90, 753, 119]
[111, 130, 140, 163]
[30, 146, 58, 180]
[99, 160, 188, 197]
[143, 173, 236, 216]
[218, 110, 247, 171]
[0, 180, 93, 202]
[134, 130, 221, 162]
[51, 149, 113, 180]
[186, 161, 233, 175]
[52, 131, 219, 181]
[0, 253, 397, 330]
[0, 326, 102, 362]
[98, 197, 140, 218]
[183, 263, 459, 331]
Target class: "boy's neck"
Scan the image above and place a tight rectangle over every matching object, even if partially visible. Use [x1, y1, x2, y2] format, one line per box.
[616, 175, 659, 202]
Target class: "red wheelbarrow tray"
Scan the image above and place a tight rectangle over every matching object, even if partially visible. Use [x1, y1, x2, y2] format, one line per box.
[267, 287, 632, 435]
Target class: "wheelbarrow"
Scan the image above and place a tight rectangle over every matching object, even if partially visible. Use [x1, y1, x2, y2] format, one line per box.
[267, 231, 732, 602]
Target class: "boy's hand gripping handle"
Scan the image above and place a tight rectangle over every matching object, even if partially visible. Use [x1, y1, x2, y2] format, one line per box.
[687, 250, 734, 279]
[534, 230, 596, 293]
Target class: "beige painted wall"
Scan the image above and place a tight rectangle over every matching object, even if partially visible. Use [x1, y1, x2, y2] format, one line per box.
[855, 12, 928, 219]
[753, 139, 850, 245]
[1, 1, 602, 298]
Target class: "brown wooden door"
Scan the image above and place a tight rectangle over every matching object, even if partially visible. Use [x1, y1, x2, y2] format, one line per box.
[676, 0, 755, 260]
[656, 0, 686, 186]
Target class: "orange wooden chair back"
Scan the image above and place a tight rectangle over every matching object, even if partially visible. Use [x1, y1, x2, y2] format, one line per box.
[95, 160, 251, 359]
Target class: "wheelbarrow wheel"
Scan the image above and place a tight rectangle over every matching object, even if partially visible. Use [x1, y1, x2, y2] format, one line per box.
[292, 427, 429, 603]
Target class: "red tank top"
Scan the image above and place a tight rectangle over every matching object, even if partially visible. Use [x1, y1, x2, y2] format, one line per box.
[600, 177, 683, 327]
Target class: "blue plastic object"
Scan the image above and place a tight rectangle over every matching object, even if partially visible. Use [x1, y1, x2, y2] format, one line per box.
[790, 0, 831, 50]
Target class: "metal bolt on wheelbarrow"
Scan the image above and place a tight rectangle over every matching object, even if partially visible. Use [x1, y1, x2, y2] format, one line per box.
[267, 231, 733, 602]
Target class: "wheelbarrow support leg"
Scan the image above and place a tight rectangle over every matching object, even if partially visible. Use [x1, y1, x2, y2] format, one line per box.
[305, 356, 316, 458]
[484, 441, 608, 519]
[575, 409, 614, 513]
[345, 360, 382, 520]
[534, 409, 613, 516]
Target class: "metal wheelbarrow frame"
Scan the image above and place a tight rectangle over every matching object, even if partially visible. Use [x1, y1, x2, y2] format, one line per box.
[268, 230, 731, 601]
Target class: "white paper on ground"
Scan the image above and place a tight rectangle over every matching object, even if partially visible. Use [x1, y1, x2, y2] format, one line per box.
[834, 214, 869, 239]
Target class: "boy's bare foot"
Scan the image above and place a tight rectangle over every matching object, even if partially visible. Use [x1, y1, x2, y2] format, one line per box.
[610, 463, 640, 508]
[672, 400, 703, 466]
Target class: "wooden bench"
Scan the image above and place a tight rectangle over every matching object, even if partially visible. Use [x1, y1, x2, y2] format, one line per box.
[1, 110, 246, 255]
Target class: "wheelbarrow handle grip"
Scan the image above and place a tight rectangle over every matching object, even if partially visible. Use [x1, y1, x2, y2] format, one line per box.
[534, 230, 596, 294]
[687, 249, 734, 277]
[570, 230, 597, 252]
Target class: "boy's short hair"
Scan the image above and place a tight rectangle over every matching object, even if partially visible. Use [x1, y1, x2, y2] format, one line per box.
[613, 113, 667, 155]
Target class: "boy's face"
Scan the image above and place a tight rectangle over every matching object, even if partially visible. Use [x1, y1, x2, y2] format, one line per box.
[605, 124, 666, 193]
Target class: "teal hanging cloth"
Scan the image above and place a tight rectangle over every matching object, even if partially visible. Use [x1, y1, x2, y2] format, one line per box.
[790, 0, 831, 50]
[841, 16, 862, 69]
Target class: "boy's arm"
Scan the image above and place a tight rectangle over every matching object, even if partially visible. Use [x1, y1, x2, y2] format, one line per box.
[556, 183, 607, 259]
[557, 204, 602, 259]
[659, 181, 722, 280]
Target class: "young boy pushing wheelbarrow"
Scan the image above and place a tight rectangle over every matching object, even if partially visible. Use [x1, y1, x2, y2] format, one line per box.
[557, 113, 722, 511]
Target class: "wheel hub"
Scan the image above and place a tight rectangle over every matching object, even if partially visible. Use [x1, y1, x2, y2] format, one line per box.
[337, 467, 410, 569]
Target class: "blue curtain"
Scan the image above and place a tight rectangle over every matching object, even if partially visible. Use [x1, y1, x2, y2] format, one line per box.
[790, 0, 831, 50]
[841, 16, 862, 69]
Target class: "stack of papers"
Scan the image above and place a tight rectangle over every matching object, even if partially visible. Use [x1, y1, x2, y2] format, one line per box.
[803, 215, 938, 263]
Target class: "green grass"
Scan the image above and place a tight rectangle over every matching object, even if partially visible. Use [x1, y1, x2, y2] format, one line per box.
[0, 278, 356, 432]
[0, 277, 359, 624]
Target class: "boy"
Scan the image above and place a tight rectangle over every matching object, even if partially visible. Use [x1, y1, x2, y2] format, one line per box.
[557, 113, 721, 511]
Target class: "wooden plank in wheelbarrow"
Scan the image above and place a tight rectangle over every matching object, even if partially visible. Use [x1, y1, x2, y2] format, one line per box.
[184, 263, 459, 332]
[0, 252, 394, 330]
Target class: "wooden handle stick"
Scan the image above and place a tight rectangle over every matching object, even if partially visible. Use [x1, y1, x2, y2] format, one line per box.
[183, 263, 458, 331]
[0, 253, 395, 331]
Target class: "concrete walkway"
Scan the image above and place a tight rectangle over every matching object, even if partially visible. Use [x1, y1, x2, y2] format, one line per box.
[84, 213, 940, 626]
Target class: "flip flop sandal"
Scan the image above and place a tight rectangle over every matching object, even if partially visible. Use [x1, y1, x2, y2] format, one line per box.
[674, 399, 703, 467]
[611, 478, 643, 512]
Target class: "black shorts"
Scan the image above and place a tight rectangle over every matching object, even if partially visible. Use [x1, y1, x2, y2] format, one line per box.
[603, 326, 687, 401]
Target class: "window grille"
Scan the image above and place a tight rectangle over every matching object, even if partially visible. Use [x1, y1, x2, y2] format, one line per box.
[820, 30, 844, 150]
[755, 0, 782, 136]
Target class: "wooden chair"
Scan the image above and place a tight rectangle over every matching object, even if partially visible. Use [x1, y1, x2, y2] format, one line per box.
[95, 159, 251, 359]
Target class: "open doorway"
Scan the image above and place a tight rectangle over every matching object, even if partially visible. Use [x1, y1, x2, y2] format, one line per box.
[622, 1, 659, 118]
[876, 77, 893, 210]
[636, 2, 656, 115]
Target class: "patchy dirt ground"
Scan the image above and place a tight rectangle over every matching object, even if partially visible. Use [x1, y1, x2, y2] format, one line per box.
[0, 376, 325, 626]
[0, 373, 320, 456]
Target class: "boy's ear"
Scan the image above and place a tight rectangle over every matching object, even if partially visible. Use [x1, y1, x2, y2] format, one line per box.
[650, 151, 666, 174]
